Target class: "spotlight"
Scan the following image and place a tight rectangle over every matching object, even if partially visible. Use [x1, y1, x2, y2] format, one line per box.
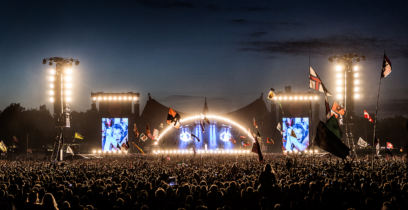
[49, 90, 54, 96]
[354, 93, 361, 99]
[314, 95, 319, 100]
[314, 149, 318, 153]
[336, 80, 343, 85]
[49, 84, 54, 89]
[92, 97, 97, 101]
[97, 96, 102, 101]
[354, 80, 360, 85]
[64, 75, 72, 82]
[48, 76, 55, 82]
[354, 73, 359, 78]
[65, 97, 72, 102]
[353, 66, 359, 71]
[92, 150, 96, 154]
[64, 67, 73, 75]
[49, 97, 55, 103]
[336, 87, 343, 92]
[283, 96, 288, 101]
[354, 87, 360, 92]
[49, 69, 56, 75]
[336, 94, 343, 100]
[336, 73, 342, 78]
[65, 83, 73, 89]
[132, 96, 138, 101]
[335, 65, 343, 71]
[98, 150, 102, 154]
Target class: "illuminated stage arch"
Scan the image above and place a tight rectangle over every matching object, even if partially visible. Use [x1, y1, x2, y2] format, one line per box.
[156, 114, 255, 144]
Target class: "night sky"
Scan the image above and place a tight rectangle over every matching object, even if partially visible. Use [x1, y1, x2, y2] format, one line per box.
[1, 0, 407, 116]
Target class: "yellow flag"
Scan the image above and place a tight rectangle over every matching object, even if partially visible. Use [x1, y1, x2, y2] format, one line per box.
[0, 140, 7, 152]
[74, 132, 84, 140]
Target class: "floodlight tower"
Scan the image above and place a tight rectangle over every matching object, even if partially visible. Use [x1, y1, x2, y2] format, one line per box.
[43, 57, 79, 161]
[329, 53, 365, 155]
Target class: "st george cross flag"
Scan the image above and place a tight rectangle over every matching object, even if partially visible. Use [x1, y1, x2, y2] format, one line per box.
[309, 66, 331, 96]
[381, 53, 392, 78]
[364, 110, 374, 123]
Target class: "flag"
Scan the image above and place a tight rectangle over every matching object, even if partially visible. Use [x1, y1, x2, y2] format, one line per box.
[381, 53, 392, 78]
[276, 122, 282, 134]
[309, 66, 332, 96]
[364, 110, 374, 123]
[139, 133, 148, 142]
[330, 111, 339, 119]
[325, 116, 342, 140]
[0, 140, 7, 153]
[74, 132, 84, 140]
[357, 137, 368, 148]
[324, 95, 331, 119]
[331, 102, 345, 116]
[251, 138, 264, 162]
[167, 108, 181, 129]
[266, 137, 274, 144]
[66, 146, 74, 155]
[314, 121, 349, 159]
[267, 88, 276, 101]
[386, 142, 393, 149]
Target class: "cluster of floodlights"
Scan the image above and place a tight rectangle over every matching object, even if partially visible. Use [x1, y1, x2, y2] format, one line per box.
[92, 149, 128, 155]
[335, 64, 361, 100]
[92, 95, 138, 102]
[283, 149, 319, 155]
[152, 149, 251, 155]
[272, 95, 319, 101]
[47, 67, 74, 103]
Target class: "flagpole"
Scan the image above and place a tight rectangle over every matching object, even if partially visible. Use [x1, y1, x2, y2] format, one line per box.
[372, 74, 382, 167]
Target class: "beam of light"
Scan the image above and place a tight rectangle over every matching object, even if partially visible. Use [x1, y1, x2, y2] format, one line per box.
[156, 114, 255, 143]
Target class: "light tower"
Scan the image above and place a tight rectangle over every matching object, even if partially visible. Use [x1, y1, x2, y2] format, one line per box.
[43, 57, 79, 161]
[329, 53, 365, 155]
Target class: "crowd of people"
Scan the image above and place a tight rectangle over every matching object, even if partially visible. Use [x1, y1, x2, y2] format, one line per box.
[0, 154, 407, 210]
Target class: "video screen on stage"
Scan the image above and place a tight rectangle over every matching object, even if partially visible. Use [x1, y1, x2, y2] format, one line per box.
[102, 118, 128, 151]
[282, 117, 309, 152]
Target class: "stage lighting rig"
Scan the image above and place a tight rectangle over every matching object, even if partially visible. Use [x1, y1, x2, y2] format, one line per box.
[329, 53, 365, 155]
[43, 57, 79, 161]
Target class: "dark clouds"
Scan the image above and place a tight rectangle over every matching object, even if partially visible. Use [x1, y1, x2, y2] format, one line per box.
[241, 35, 408, 58]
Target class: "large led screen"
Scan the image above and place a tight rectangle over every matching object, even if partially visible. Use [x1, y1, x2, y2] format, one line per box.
[282, 117, 309, 152]
[102, 118, 128, 151]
